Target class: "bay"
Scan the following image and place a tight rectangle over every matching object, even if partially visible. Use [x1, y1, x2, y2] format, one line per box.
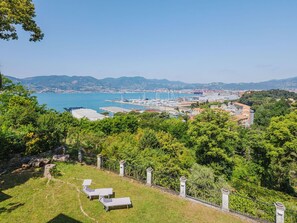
[34, 92, 193, 113]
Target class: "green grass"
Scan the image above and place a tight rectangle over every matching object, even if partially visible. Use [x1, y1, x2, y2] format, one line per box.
[0, 162, 249, 223]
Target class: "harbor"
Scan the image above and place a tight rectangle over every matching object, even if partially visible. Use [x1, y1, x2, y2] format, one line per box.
[109, 90, 241, 114]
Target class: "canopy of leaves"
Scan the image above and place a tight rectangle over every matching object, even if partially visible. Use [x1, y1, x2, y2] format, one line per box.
[264, 111, 297, 193]
[239, 89, 297, 109]
[0, 0, 43, 41]
[187, 163, 230, 204]
[0, 76, 78, 157]
[188, 109, 239, 177]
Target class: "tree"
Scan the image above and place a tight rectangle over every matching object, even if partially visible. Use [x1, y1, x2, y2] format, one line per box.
[139, 129, 160, 150]
[0, 0, 44, 41]
[263, 111, 297, 193]
[160, 118, 188, 141]
[188, 109, 239, 177]
[0, 72, 2, 90]
[187, 163, 230, 204]
[254, 98, 291, 127]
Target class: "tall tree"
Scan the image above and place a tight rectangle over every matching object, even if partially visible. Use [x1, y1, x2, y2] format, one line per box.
[0, 0, 43, 41]
[188, 109, 239, 177]
[264, 111, 297, 193]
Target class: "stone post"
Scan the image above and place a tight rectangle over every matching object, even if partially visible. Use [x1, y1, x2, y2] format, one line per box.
[97, 154, 103, 169]
[119, 160, 125, 177]
[78, 150, 82, 163]
[180, 176, 187, 198]
[275, 202, 285, 223]
[146, 167, 153, 186]
[44, 164, 56, 179]
[221, 188, 230, 211]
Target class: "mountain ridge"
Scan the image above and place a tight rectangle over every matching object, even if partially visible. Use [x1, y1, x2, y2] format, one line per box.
[6, 75, 297, 92]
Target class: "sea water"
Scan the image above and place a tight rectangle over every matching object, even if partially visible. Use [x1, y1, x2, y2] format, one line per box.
[34, 92, 193, 113]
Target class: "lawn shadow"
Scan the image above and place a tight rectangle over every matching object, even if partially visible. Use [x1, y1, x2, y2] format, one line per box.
[47, 213, 82, 223]
[0, 167, 43, 191]
[0, 202, 24, 214]
[0, 191, 12, 202]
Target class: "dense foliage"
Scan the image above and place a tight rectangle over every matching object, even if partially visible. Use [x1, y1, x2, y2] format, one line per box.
[0, 0, 43, 41]
[0, 76, 75, 157]
[239, 89, 297, 127]
[0, 78, 296, 221]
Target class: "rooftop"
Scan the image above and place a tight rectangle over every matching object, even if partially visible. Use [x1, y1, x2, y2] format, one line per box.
[71, 108, 106, 121]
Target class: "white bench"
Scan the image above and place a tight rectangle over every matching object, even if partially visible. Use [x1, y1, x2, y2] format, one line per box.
[82, 179, 113, 200]
[99, 197, 132, 211]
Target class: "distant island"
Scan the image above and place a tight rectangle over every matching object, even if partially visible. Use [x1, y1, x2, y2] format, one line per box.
[6, 75, 297, 93]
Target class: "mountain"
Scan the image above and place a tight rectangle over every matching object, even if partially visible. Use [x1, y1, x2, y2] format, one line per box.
[6, 75, 297, 92]
[7, 75, 104, 92]
[98, 76, 193, 90]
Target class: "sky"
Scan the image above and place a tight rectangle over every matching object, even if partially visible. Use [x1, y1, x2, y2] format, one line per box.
[1, 0, 297, 83]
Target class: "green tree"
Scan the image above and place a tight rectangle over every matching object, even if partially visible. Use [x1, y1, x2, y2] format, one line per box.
[4, 95, 39, 128]
[137, 112, 169, 131]
[0, 0, 44, 41]
[254, 98, 291, 127]
[0, 126, 24, 159]
[139, 129, 160, 150]
[188, 109, 239, 177]
[0, 72, 3, 90]
[187, 163, 230, 204]
[91, 114, 138, 135]
[264, 111, 297, 193]
[0, 76, 46, 156]
[160, 118, 188, 141]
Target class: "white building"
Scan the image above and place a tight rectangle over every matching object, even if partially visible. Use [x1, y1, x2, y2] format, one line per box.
[71, 108, 106, 121]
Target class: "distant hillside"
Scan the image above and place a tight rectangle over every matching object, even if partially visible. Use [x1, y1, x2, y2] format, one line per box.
[6, 75, 297, 92]
[97, 76, 194, 90]
[7, 75, 103, 92]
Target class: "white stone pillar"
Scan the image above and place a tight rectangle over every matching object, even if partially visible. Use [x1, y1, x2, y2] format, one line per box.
[97, 154, 103, 169]
[146, 167, 153, 186]
[119, 160, 125, 177]
[78, 150, 82, 163]
[221, 188, 230, 211]
[275, 202, 285, 223]
[180, 176, 187, 198]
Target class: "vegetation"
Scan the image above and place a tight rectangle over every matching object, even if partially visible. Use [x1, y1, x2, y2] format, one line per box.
[0, 77, 297, 222]
[1, 1, 296, 221]
[0, 0, 44, 41]
[239, 90, 297, 127]
[0, 76, 74, 158]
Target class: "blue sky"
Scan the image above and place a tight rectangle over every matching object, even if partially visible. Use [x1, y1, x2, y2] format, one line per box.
[1, 0, 297, 83]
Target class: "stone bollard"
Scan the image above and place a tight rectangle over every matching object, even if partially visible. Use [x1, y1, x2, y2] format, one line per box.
[146, 167, 153, 186]
[221, 188, 230, 211]
[97, 154, 103, 169]
[78, 150, 82, 163]
[180, 176, 187, 198]
[119, 160, 125, 177]
[44, 164, 56, 179]
[275, 202, 285, 223]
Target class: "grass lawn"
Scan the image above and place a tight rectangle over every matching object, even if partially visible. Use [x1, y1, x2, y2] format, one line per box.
[0, 162, 251, 223]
